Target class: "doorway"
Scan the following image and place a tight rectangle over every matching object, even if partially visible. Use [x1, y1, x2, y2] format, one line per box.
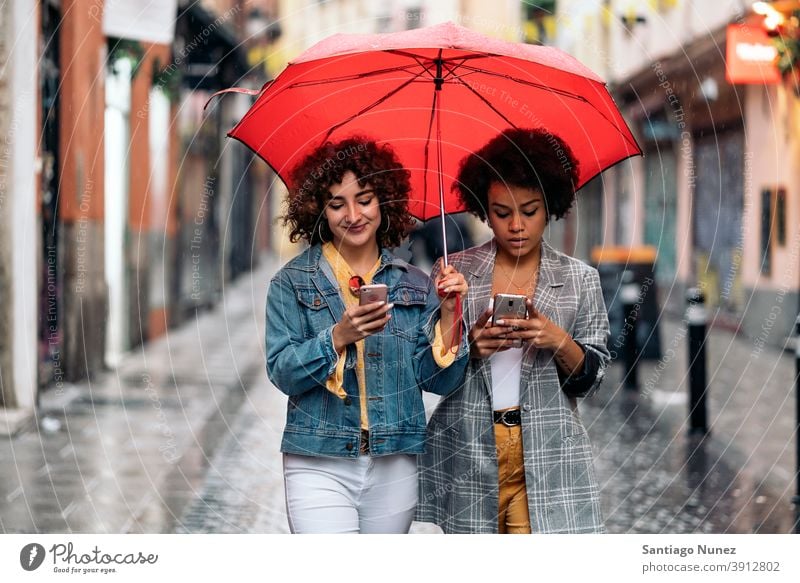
[38, 2, 62, 390]
[104, 56, 132, 367]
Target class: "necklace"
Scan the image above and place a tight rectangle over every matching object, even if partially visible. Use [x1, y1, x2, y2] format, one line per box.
[322, 243, 378, 297]
[348, 274, 365, 296]
[494, 261, 538, 296]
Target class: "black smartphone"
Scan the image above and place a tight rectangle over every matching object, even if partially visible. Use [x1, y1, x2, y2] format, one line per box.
[359, 284, 388, 306]
[491, 293, 528, 325]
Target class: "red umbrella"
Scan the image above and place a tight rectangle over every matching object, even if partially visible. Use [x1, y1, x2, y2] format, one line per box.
[222, 21, 640, 260]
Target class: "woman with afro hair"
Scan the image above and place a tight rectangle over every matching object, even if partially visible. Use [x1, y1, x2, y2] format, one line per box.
[266, 137, 469, 533]
[417, 128, 611, 534]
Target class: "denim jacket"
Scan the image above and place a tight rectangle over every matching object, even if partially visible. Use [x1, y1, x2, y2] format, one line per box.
[266, 244, 469, 458]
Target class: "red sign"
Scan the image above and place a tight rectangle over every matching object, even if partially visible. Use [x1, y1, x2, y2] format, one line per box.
[726, 24, 780, 84]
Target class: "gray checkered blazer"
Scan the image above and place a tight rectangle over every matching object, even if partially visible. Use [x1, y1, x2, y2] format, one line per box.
[417, 239, 610, 533]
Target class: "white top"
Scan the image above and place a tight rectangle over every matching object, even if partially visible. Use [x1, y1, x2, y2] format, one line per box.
[489, 347, 524, 410]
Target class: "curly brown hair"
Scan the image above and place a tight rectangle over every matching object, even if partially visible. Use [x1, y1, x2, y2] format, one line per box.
[282, 137, 416, 249]
[455, 128, 580, 222]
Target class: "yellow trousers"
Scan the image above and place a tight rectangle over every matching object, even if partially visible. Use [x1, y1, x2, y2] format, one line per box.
[494, 419, 532, 534]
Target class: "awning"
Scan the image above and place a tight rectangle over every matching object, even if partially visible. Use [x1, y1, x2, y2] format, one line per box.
[176, 3, 248, 91]
[102, 0, 179, 45]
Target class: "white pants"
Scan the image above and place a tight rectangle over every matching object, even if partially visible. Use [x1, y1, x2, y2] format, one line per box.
[283, 453, 418, 534]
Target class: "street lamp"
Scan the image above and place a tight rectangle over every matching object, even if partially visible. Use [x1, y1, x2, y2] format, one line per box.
[245, 8, 281, 82]
[246, 8, 281, 44]
[754, 2, 787, 32]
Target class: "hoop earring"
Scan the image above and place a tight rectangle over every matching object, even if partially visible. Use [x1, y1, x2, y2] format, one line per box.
[382, 215, 390, 233]
[317, 222, 326, 242]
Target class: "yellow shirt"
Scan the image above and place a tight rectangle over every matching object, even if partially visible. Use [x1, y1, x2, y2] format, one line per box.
[321, 243, 456, 430]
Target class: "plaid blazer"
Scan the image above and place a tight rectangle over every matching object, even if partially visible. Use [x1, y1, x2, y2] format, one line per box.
[417, 239, 610, 533]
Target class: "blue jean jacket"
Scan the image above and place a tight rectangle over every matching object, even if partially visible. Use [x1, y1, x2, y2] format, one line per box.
[266, 244, 469, 458]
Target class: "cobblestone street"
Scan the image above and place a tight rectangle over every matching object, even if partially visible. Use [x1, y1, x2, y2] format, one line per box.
[0, 257, 796, 534]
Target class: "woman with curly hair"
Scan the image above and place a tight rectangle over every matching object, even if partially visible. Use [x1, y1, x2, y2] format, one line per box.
[418, 128, 611, 534]
[266, 137, 469, 533]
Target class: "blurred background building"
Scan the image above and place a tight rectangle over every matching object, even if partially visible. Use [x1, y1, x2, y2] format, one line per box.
[0, 0, 281, 433]
[556, 0, 800, 348]
[1, 1, 799, 434]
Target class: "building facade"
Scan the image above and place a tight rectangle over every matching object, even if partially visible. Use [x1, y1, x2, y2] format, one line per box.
[0, 0, 39, 433]
[557, 0, 800, 346]
[0, 0, 269, 434]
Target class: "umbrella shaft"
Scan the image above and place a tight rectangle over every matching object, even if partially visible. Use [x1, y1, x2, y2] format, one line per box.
[435, 57, 448, 267]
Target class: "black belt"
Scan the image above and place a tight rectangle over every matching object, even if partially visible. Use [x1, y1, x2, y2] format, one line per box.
[493, 408, 521, 427]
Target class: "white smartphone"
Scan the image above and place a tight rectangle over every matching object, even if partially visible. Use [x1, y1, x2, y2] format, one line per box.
[359, 284, 388, 306]
[491, 293, 528, 325]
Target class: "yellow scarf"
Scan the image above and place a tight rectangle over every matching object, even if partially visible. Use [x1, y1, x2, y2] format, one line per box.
[322, 243, 380, 430]
[320, 242, 456, 432]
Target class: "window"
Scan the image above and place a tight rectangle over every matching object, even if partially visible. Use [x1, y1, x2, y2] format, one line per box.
[776, 187, 786, 246]
[760, 186, 788, 276]
[760, 188, 772, 275]
[523, 1, 556, 45]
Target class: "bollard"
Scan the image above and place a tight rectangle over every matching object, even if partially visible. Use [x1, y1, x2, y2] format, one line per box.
[686, 287, 708, 435]
[621, 270, 640, 391]
[794, 315, 800, 533]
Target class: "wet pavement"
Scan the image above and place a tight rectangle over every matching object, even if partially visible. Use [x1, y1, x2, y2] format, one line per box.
[0, 256, 278, 534]
[0, 256, 797, 534]
[586, 372, 793, 534]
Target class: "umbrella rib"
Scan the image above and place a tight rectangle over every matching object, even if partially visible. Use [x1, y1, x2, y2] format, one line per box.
[455, 65, 640, 150]
[381, 52, 471, 83]
[451, 75, 519, 129]
[280, 54, 500, 91]
[440, 58, 506, 88]
[456, 64, 592, 102]
[283, 64, 427, 89]
[440, 57, 471, 82]
[402, 53, 437, 81]
[321, 71, 428, 142]
[386, 51, 491, 84]
[386, 49, 491, 65]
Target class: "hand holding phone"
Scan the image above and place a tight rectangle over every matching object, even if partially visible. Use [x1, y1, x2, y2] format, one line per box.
[359, 284, 388, 306]
[491, 293, 528, 326]
[333, 284, 392, 352]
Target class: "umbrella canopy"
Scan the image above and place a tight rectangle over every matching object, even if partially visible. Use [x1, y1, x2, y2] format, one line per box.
[228, 21, 641, 221]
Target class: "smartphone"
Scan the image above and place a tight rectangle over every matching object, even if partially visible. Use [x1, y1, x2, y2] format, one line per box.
[359, 284, 388, 306]
[491, 293, 528, 325]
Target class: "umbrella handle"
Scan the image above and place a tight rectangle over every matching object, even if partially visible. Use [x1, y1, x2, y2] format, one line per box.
[439, 213, 448, 267]
[438, 292, 462, 355]
[436, 271, 463, 355]
[451, 292, 462, 353]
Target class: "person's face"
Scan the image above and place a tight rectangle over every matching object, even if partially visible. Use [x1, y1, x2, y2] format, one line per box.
[486, 181, 547, 260]
[324, 170, 381, 251]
